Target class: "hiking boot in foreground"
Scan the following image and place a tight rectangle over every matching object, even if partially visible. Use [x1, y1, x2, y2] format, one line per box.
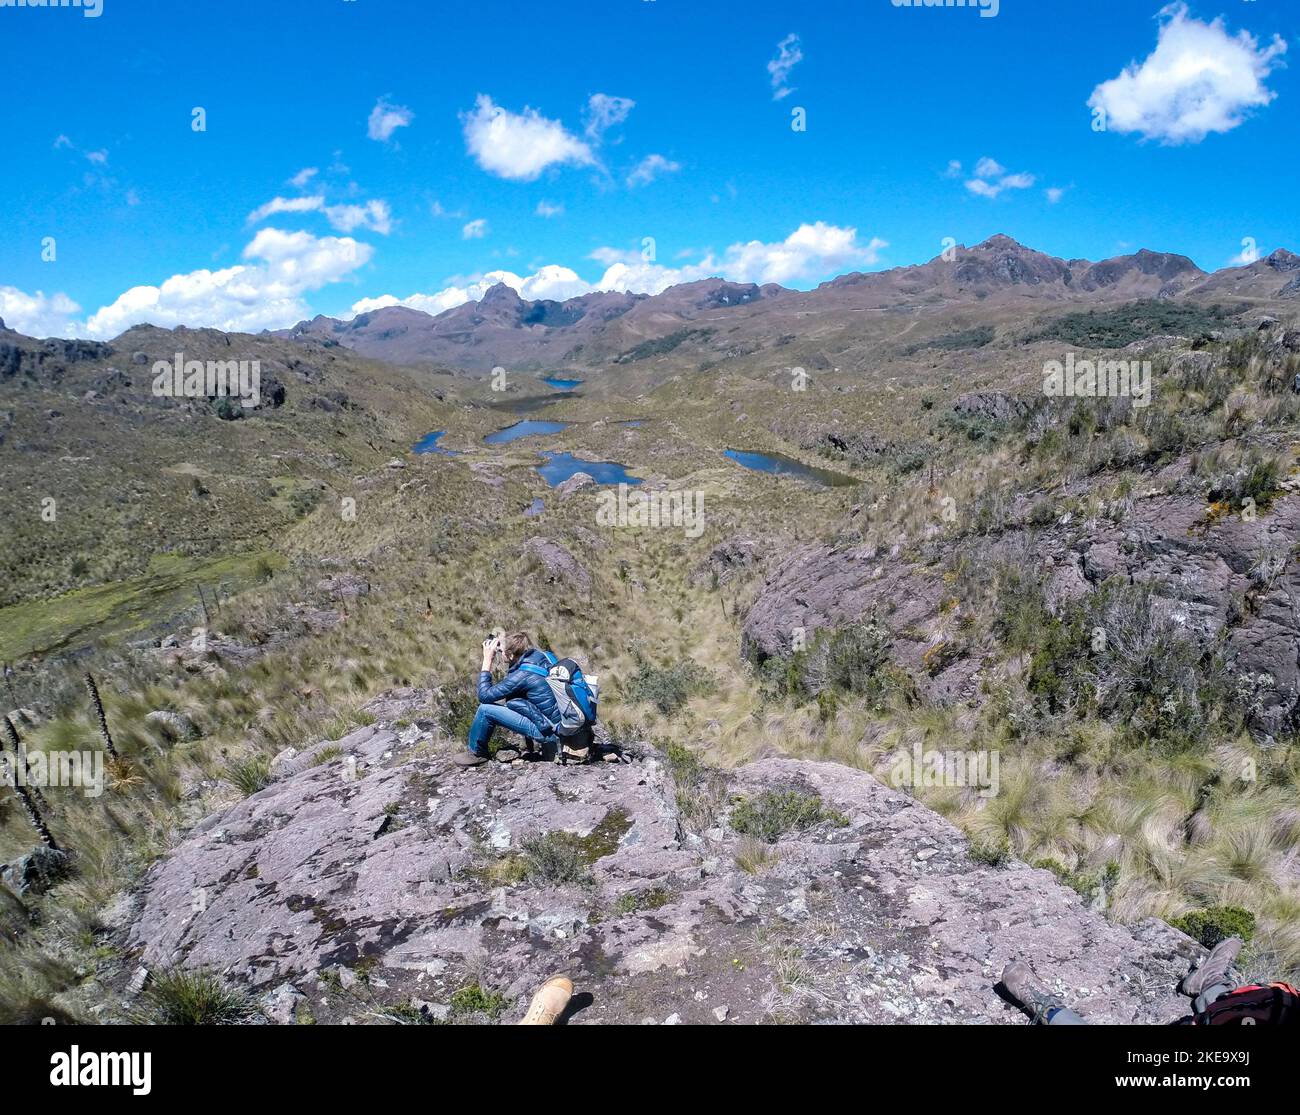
[1181, 936, 1243, 997]
[519, 977, 574, 1025]
[1002, 961, 1070, 1023]
[453, 751, 489, 768]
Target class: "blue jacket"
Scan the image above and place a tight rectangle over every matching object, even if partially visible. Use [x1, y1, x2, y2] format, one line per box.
[478, 648, 560, 728]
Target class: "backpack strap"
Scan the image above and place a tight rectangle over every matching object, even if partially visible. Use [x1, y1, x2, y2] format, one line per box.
[518, 663, 549, 677]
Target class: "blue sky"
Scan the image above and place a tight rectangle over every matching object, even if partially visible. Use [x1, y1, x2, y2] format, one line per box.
[1, 0, 1296, 338]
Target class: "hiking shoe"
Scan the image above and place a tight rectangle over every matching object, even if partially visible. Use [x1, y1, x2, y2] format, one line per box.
[1001, 961, 1066, 1023]
[519, 976, 574, 1026]
[1181, 936, 1243, 997]
[496, 747, 520, 764]
[452, 751, 489, 768]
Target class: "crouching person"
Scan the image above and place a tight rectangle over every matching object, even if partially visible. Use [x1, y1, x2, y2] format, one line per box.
[454, 631, 559, 768]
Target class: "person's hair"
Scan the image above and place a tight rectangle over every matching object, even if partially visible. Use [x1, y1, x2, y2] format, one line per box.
[501, 632, 532, 666]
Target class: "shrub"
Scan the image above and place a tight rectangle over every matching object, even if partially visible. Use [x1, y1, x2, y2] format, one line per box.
[137, 968, 255, 1025]
[969, 838, 1011, 867]
[1028, 301, 1234, 349]
[1168, 905, 1256, 949]
[224, 754, 272, 796]
[730, 789, 847, 844]
[519, 832, 589, 885]
[612, 887, 670, 915]
[625, 659, 714, 716]
[449, 983, 508, 1021]
[766, 620, 896, 708]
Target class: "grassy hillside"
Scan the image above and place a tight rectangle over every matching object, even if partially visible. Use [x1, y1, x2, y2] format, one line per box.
[2, 306, 1299, 1022]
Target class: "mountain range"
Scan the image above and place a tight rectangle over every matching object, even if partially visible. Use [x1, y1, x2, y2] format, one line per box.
[274, 235, 1300, 373]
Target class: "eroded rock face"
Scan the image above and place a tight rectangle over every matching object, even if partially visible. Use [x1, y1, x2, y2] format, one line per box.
[742, 488, 1300, 737]
[126, 691, 1199, 1024]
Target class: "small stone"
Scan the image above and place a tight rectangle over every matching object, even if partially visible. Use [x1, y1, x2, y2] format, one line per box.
[713, 1005, 730, 1022]
[663, 1013, 681, 1026]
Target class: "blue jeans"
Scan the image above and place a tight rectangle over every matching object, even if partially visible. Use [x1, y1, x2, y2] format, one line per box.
[467, 701, 548, 756]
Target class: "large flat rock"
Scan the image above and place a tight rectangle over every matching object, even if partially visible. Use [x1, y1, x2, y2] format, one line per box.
[126, 692, 1201, 1024]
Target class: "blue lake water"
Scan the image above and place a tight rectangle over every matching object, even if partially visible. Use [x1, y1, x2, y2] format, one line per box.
[412, 431, 458, 455]
[724, 448, 857, 487]
[538, 452, 642, 487]
[484, 420, 570, 445]
[543, 376, 583, 390]
[524, 498, 545, 517]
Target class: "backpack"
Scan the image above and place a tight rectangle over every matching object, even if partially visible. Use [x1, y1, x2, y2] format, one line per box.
[520, 651, 599, 738]
[1195, 983, 1300, 1026]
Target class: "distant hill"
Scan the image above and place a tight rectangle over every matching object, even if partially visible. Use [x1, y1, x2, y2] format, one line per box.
[268, 235, 1294, 373]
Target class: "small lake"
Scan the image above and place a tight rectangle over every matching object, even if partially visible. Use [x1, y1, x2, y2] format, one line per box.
[543, 376, 583, 390]
[524, 497, 545, 517]
[485, 420, 570, 445]
[538, 452, 642, 487]
[412, 431, 458, 455]
[724, 448, 857, 488]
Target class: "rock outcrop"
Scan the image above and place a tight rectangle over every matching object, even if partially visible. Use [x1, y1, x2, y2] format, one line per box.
[743, 483, 1300, 738]
[123, 690, 1202, 1024]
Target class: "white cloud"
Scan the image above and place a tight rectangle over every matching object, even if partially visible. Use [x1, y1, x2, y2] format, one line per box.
[768, 33, 803, 100]
[352, 264, 592, 317]
[963, 156, 1037, 199]
[627, 153, 681, 187]
[323, 199, 393, 235]
[290, 167, 319, 189]
[588, 246, 643, 268]
[0, 287, 82, 339]
[1045, 186, 1067, 204]
[944, 159, 963, 178]
[247, 195, 325, 223]
[462, 218, 489, 240]
[431, 200, 467, 219]
[367, 97, 414, 143]
[247, 195, 392, 235]
[352, 222, 886, 321]
[1088, 3, 1286, 144]
[80, 228, 373, 339]
[584, 93, 635, 141]
[461, 94, 596, 181]
[535, 200, 564, 218]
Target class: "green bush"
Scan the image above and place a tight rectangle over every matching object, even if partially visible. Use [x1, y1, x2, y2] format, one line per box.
[1028, 301, 1234, 349]
[625, 659, 714, 716]
[730, 789, 847, 844]
[1169, 905, 1256, 949]
[449, 983, 509, 1021]
[137, 968, 255, 1025]
[224, 754, 272, 796]
[969, 839, 1011, 867]
[520, 832, 589, 884]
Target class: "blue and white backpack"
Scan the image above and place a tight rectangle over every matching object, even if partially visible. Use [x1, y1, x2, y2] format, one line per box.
[520, 650, 599, 737]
